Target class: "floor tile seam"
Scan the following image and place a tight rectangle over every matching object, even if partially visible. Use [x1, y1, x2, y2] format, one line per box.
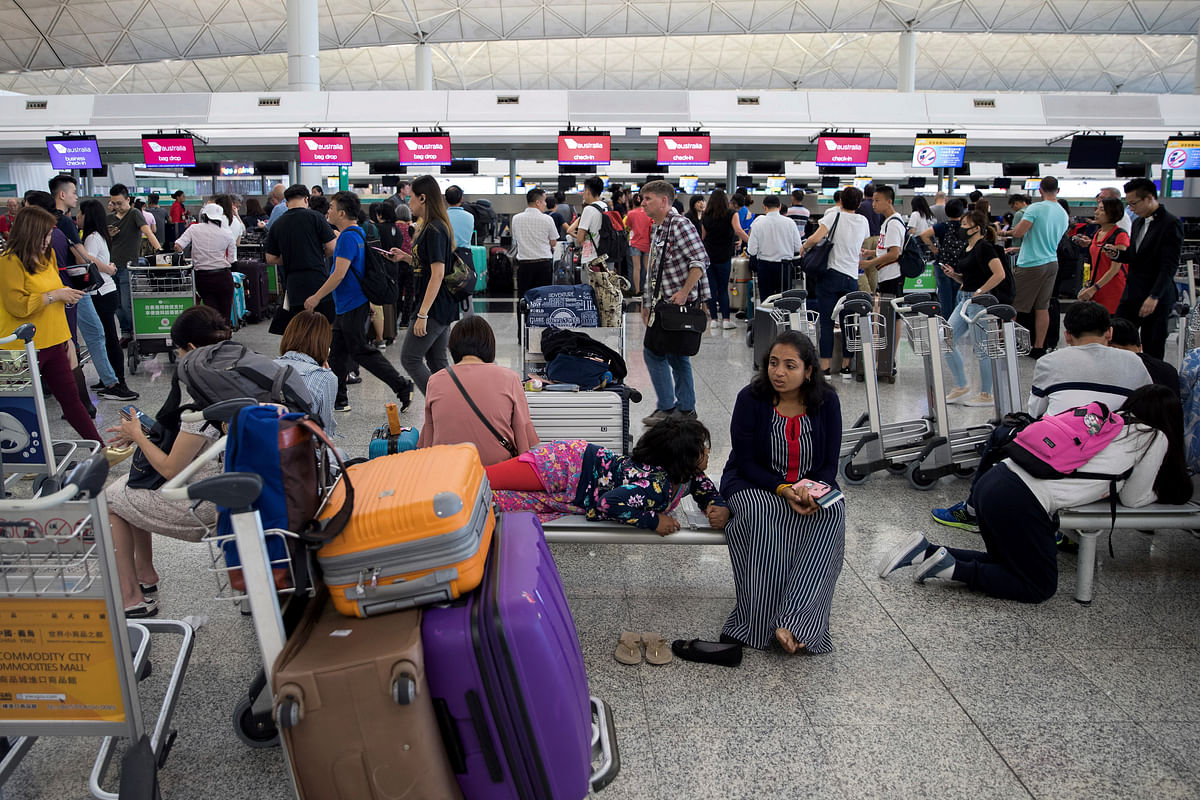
[1134, 720, 1200, 782]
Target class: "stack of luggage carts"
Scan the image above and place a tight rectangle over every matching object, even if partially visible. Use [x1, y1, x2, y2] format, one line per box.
[210, 402, 620, 799]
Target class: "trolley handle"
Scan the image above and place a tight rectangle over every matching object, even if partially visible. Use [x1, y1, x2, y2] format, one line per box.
[0, 323, 35, 345]
[0, 452, 110, 510]
[184, 472, 263, 512]
[955, 292, 999, 323]
[890, 294, 938, 315]
[832, 290, 873, 317]
[909, 301, 941, 318]
[160, 437, 228, 497]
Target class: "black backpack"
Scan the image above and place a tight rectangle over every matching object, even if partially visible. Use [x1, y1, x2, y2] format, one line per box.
[344, 227, 399, 305]
[587, 203, 628, 273]
[487, 248, 514, 293]
[462, 200, 498, 243]
[540, 327, 628, 383]
[885, 216, 926, 279]
[937, 219, 969, 269]
[993, 244, 1016, 306]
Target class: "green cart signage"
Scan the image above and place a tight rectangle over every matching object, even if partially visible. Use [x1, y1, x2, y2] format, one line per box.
[133, 296, 194, 336]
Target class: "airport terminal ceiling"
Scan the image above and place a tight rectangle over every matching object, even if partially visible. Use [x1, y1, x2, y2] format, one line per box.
[0, 0, 1196, 95]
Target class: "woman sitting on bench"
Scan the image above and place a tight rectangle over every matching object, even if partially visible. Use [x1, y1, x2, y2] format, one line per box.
[879, 384, 1192, 603]
[486, 416, 729, 534]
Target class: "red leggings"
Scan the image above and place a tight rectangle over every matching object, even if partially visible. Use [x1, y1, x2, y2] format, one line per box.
[40, 343, 102, 442]
[485, 458, 544, 492]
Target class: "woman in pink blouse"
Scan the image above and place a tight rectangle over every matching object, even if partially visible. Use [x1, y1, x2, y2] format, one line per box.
[418, 315, 539, 466]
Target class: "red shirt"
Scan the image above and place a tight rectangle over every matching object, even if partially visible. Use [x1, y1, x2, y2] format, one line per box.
[169, 199, 186, 223]
[626, 207, 652, 253]
[1088, 227, 1129, 314]
[0, 214, 13, 235]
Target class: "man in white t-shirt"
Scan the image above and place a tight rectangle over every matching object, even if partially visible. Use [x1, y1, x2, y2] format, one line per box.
[511, 188, 560, 295]
[860, 184, 906, 297]
[566, 176, 606, 262]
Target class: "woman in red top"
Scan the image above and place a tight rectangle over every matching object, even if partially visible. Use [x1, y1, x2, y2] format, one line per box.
[1075, 195, 1129, 314]
[624, 193, 652, 294]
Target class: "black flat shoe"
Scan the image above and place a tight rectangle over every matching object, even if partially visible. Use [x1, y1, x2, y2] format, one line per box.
[719, 633, 745, 646]
[671, 638, 742, 667]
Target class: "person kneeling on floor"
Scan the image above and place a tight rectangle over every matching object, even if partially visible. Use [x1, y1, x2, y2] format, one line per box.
[879, 384, 1191, 602]
[486, 417, 728, 533]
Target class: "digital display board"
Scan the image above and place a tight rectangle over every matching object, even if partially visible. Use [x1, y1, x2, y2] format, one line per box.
[1163, 139, 1200, 171]
[558, 132, 611, 165]
[45, 136, 102, 171]
[398, 133, 452, 166]
[815, 135, 870, 167]
[298, 133, 352, 166]
[912, 136, 967, 169]
[141, 135, 196, 168]
[656, 132, 710, 166]
[1067, 135, 1123, 170]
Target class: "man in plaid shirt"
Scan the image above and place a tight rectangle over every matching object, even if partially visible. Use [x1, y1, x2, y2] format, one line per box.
[640, 180, 711, 426]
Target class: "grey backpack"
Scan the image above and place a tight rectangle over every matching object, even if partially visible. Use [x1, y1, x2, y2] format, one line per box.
[178, 340, 315, 416]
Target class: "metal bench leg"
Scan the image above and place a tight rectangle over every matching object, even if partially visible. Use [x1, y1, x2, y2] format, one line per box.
[1073, 529, 1100, 605]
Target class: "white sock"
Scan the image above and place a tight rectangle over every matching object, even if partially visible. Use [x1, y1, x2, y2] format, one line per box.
[934, 562, 956, 580]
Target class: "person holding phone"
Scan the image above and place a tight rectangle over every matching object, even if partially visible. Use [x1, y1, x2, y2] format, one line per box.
[707, 330, 845, 658]
[1075, 195, 1129, 314]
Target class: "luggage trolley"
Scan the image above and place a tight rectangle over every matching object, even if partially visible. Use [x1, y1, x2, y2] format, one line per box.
[966, 302, 1032, 420]
[749, 289, 820, 367]
[0, 454, 194, 799]
[897, 296, 996, 490]
[0, 325, 100, 494]
[836, 295, 934, 484]
[127, 258, 195, 375]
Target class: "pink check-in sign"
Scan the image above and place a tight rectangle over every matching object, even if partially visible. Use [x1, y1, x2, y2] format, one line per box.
[558, 134, 611, 165]
[299, 135, 352, 166]
[398, 135, 452, 166]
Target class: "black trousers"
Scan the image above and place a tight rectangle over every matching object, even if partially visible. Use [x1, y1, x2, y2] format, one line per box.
[1116, 291, 1170, 360]
[949, 464, 1059, 603]
[330, 302, 409, 404]
[195, 268, 234, 324]
[90, 290, 124, 383]
[517, 259, 553, 297]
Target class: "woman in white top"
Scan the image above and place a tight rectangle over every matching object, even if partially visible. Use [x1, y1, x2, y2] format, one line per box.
[216, 194, 246, 263]
[908, 195, 934, 238]
[879, 385, 1192, 603]
[175, 203, 237, 322]
[797, 186, 870, 374]
[79, 198, 134, 395]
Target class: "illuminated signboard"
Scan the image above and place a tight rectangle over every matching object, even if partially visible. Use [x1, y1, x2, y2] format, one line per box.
[558, 132, 611, 165]
[141, 135, 196, 168]
[657, 132, 710, 166]
[397, 132, 452, 166]
[298, 133, 352, 166]
[815, 134, 870, 167]
[46, 136, 102, 170]
[912, 136, 966, 169]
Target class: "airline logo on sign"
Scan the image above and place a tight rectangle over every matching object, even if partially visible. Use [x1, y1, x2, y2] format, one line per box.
[1163, 140, 1200, 171]
[397, 135, 452, 165]
[142, 138, 195, 166]
[816, 136, 870, 166]
[299, 136, 352, 165]
[657, 134, 711, 165]
[558, 134, 611, 165]
[46, 138, 102, 170]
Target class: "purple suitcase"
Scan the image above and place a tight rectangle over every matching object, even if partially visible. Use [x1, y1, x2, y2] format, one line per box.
[422, 512, 618, 799]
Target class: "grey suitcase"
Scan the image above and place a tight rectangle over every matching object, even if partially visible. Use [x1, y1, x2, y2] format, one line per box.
[526, 388, 630, 454]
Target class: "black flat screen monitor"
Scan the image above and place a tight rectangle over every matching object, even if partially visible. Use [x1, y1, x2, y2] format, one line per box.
[1067, 135, 1124, 170]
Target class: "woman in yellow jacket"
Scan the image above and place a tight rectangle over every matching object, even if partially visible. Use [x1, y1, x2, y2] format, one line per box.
[0, 206, 102, 442]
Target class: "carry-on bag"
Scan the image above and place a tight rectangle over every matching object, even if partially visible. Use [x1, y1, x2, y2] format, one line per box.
[234, 259, 272, 322]
[523, 285, 600, 328]
[369, 401, 419, 459]
[470, 244, 489, 293]
[422, 511, 616, 800]
[273, 592, 464, 800]
[231, 271, 248, 329]
[526, 387, 630, 454]
[316, 444, 495, 618]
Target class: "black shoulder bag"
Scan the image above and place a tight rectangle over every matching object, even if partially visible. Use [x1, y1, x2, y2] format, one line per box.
[643, 217, 708, 357]
[445, 364, 519, 458]
[799, 211, 839, 275]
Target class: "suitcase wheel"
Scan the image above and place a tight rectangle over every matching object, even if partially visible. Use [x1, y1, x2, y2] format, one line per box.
[275, 697, 301, 731]
[392, 673, 417, 705]
[234, 695, 281, 748]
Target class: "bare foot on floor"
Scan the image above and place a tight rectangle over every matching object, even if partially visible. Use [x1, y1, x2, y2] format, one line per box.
[776, 628, 799, 654]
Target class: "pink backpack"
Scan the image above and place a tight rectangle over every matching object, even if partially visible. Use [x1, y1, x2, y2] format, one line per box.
[1005, 402, 1127, 480]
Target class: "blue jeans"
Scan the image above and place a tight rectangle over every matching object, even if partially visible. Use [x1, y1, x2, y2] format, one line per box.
[943, 291, 993, 394]
[75, 293, 117, 387]
[115, 266, 132, 335]
[812, 270, 859, 360]
[706, 260, 732, 320]
[935, 265, 957, 322]
[643, 348, 695, 412]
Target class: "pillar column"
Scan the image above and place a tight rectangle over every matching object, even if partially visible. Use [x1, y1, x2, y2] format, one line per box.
[898, 31, 917, 93]
[287, 0, 320, 91]
[416, 43, 433, 90]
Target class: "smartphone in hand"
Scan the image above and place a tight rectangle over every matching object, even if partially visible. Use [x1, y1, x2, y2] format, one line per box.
[793, 479, 832, 500]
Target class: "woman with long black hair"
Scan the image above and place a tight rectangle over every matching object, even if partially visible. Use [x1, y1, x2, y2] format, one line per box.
[880, 384, 1192, 602]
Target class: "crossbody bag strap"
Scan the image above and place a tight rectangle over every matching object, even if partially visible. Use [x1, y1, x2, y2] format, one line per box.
[297, 417, 355, 544]
[445, 363, 519, 458]
[652, 216, 676, 302]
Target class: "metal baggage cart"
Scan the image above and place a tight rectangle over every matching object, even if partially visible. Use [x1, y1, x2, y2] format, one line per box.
[127, 259, 195, 375]
[0, 325, 100, 493]
[0, 454, 194, 799]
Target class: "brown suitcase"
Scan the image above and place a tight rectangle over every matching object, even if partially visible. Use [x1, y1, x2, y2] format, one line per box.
[273, 593, 463, 800]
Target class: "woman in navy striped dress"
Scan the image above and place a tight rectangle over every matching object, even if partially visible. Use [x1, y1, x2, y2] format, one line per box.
[720, 330, 845, 654]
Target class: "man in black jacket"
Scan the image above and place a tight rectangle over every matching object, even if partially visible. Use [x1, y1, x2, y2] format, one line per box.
[1109, 178, 1184, 359]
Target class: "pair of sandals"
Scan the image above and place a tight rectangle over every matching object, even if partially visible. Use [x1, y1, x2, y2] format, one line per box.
[614, 631, 672, 665]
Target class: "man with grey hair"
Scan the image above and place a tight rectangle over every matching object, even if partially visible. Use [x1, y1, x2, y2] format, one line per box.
[263, 183, 287, 230]
[639, 179, 711, 426]
[1097, 187, 1133, 235]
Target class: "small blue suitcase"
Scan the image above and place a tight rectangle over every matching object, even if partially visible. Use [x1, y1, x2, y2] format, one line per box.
[368, 401, 419, 459]
[231, 271, 248, 329]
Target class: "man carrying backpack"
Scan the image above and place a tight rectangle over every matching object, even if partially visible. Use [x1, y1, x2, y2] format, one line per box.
[304, 191, 414, 414]
[566, 176, 607, 264]
[919, 197, 969, 320]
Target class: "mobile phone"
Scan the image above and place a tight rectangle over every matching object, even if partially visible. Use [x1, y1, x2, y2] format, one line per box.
[120, 406, 154, 433]
[792, 479, 832, 499]
[372, 246, 391, 255]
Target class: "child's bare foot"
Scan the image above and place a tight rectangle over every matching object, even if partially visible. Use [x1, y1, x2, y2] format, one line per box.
[775, 628, 799, 654]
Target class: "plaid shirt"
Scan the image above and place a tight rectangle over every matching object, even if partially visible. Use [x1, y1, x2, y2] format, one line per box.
[644, 209, 710, 305]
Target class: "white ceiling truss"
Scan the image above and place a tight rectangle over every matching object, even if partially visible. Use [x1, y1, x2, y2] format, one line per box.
[0, 0, 1196, 95]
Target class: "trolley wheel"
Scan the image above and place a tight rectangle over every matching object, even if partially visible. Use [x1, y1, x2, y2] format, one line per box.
[167, 350, 176, 365]
[276, 698, 301, 731]
[392, 675, 417, 705]
[127, 340, 139, 375]
[906, 462, 939, 491]
[886, 461, 908, 476]
[746, 328, 754, 349]
[953, 465, 976, 479]
[839, 456, 869, 486]
[233, 696, 279, 748]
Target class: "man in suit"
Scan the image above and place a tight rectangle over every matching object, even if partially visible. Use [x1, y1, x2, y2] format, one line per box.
[1108, 177, 1184, 360]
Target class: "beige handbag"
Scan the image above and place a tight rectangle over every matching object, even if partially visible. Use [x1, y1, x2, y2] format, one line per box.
[586, 262, 629, 327]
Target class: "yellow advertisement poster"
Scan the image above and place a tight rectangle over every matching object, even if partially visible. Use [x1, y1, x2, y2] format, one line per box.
[0, 597, 126, 723]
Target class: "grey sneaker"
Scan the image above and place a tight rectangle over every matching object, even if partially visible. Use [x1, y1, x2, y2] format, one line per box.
[676, 409, 698, 420]
[914, 547, 956, 584]
[877, 533, 930, 579]
[642, 408, 676, 426]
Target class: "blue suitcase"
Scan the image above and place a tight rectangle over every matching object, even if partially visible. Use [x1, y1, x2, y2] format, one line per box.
[368, 401, 419, 459]
[522, 284, 600, 328]
[231, 271, 248, 329]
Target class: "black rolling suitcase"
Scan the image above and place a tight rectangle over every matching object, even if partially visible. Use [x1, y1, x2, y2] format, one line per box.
[235, 260, 271, 322]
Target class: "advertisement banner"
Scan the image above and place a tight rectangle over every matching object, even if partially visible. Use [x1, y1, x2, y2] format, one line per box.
[815, 136, 870, 167]
[299, 135, 353, 166]
[141, 136, 196, 168]
[657, 134, 711, 165]
[398, 134, 452, 166]
[558, 133, 611, 165]
[45, 138, 102, 171]
[912, 137, 967, 169]
[133, 296, 195, 337]
[1162, 140, 1200, 171]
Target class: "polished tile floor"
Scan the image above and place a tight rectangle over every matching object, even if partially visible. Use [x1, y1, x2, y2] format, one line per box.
[4, 298, 1199, 799]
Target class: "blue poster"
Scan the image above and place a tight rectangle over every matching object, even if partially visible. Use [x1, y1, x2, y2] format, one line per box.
[912, 137, 967, 169]
[0, 395, 49, 468]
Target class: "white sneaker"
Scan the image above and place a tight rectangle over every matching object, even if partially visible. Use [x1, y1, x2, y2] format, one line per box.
[945, 386, 970, 404]
[709, 319, 720, 330]
[722, 320, 736, 330]
[964, 392, 994, 408]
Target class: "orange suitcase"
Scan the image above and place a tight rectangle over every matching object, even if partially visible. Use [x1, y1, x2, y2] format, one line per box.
[317, 444, 494, 618]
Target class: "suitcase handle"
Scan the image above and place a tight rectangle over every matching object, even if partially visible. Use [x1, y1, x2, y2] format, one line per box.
[433, 692, 505, 782]
[385, 402, 402, 436]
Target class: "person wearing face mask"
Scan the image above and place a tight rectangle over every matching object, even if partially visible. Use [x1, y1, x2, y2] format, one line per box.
[939, 209, 1011, 409]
